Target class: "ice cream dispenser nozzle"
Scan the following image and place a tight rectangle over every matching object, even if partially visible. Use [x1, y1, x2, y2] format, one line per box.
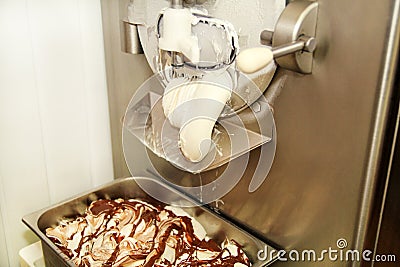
[158, 1, 200, 64]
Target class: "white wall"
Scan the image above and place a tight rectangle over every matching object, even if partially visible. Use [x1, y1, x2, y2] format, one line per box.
[0, 0, 114, 266]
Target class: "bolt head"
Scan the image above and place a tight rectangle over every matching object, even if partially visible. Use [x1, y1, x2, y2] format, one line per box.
[304, 37, 317, 53]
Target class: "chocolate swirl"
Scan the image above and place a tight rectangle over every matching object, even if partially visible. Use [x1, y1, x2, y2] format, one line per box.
[46, 199, 251, 267]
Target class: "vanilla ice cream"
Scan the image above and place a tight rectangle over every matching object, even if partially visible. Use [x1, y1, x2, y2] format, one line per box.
[162, 72, 233, 162]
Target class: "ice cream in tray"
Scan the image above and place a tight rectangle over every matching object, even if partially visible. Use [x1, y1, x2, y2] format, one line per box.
[45, 198, 250, 267]
[23, 177, 278, 267]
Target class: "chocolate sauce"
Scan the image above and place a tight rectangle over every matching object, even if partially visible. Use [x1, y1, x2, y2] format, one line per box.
[45, 199, 251, 267]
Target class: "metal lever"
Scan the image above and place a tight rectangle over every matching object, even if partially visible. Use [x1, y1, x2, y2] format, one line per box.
[271, 0, 319, 74]
[246, 0, 319, 74]
[261, 29, 317, 59]
[236, 35, 317, 74]
[272, 36, 316, 58]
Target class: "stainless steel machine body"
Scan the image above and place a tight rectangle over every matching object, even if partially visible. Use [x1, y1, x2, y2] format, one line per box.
[101, 0, 400, 266]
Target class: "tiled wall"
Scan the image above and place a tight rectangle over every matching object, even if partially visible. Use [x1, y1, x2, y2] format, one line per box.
[0, 0, 114, 265]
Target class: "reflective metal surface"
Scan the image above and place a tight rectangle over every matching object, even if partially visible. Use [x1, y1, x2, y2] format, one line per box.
[120, 20, 143, 54]
[101, 0, 400, 266]
[23, 177, 278, 267]
[271, 36, 316, 58]
[354, 0, 400, 263]
[272, 0, 318, 73]
[216, 1, 399, 266]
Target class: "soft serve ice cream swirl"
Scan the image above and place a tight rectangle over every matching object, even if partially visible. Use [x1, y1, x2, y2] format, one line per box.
[46, 198, 250, 267]
[162, 72, 233, 162]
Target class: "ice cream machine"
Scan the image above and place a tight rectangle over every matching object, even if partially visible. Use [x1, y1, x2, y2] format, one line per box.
[122, 0, 320, 193]
[101, 0, 400, 266]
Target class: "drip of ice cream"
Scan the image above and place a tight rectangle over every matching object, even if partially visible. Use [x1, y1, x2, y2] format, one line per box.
[162, 72, 232, 162]
[46, 198, 250, 267]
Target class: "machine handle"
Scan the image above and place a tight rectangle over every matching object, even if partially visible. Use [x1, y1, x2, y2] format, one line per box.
[236, 36, 316, 74]
[241, 0, 319, 74]
[273, 36, 316, 57]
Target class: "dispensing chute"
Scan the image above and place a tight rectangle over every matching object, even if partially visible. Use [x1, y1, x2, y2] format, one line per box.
[122, 0, 319, 191]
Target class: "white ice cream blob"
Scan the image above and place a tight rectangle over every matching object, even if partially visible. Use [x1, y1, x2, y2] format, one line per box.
[236, 46, 274, 74]
[162, 72, 233, 162]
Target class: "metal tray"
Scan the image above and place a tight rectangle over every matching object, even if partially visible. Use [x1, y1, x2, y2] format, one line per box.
[23, 177, 278, 267]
